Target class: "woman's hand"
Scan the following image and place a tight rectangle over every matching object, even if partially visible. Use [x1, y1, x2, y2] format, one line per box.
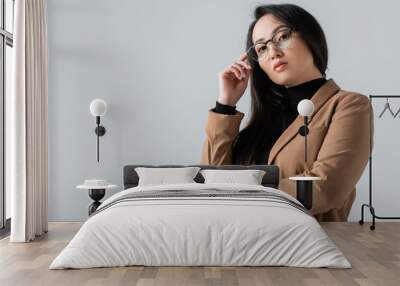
[217, 52, 252, 107]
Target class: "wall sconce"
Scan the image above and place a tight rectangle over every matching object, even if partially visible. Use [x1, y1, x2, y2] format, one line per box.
[289, 99, 321, 210]
[89, 99, 107, 162]
[297, 99, 314, 163]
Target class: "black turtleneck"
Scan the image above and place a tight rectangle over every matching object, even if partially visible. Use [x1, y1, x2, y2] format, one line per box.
[278, 77, 327, 130]
[213, 77, 326, 119]
[212, 100, 237, 115]
[211, 77, 327, 162]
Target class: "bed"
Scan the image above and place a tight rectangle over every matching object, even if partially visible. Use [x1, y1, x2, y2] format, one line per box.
[49, 164, 351, 269]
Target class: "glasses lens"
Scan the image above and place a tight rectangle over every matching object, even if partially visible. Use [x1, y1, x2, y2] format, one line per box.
[274, 28, 292, 49]
[247, 44, 267, 62]
[247, 28, 293, 62]
[254, 43, 268, 61]
[246, 46, 260, 62]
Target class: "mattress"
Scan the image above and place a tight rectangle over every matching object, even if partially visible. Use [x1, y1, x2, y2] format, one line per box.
[49, 183, 351, 269]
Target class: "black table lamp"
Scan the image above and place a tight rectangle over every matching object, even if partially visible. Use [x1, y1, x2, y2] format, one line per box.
[289, 99, 321, 210]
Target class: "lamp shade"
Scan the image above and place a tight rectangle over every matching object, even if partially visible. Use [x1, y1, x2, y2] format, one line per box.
[89, 99, 107, 117]
[297, 99, 314, 117]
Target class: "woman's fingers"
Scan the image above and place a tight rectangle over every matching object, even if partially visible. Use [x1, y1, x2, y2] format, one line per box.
[232, 61, 252, 79]
[239, 53, 251, 67]
[237, 60, 251, 69]
[231, 63, 246, 79]
[235, 61, 252, 76]
[239, 52, 248, 61]
[221, 54, 252, 81]
[229, 65, 242, 80]
[223, 66, 241, 80]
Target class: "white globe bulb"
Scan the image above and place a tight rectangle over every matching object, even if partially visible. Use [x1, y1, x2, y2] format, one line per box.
[90, 99, 107, 117]
[297, 99, 314, 117]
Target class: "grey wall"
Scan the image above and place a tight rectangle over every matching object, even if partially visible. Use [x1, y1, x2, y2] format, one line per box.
[47, 0, 400, 222]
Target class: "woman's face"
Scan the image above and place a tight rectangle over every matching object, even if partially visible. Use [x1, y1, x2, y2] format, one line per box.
[251, 14, 322, 87]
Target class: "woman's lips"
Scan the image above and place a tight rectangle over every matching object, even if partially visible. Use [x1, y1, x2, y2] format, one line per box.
[274, 63, 287, 72]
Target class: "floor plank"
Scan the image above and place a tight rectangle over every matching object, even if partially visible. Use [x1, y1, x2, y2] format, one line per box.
[0, 222, 399, 286]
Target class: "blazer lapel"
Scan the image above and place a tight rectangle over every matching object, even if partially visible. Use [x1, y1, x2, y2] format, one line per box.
[267, 78, 341, 165]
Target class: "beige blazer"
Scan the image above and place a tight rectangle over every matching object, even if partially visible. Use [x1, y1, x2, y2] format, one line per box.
[200, 79, 374, 221]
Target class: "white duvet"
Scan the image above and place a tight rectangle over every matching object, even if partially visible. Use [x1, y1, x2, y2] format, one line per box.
[49, 183, 351, 269]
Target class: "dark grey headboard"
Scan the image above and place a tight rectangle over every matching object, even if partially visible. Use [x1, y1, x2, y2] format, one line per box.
[123, 164, 279, 189]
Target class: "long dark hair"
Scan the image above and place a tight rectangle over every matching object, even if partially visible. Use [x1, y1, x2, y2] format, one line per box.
[231, 3, 328, 165]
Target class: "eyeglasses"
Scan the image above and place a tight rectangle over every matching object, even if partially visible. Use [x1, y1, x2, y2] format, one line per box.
[247, 27, 294, 62]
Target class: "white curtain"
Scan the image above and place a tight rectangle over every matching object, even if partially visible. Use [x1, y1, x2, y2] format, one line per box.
[9, 0, 48, 242]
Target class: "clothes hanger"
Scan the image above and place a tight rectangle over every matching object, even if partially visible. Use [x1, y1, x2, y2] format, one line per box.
[378, 97, 396, 118]
[394, 106, 400, 118]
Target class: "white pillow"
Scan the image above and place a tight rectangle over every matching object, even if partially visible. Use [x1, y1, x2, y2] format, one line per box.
[200, 169, 266, 185]
[135, 167, 201, 186]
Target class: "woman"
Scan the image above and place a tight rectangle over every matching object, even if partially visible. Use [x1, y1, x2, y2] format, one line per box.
[200, 3, 374, 221]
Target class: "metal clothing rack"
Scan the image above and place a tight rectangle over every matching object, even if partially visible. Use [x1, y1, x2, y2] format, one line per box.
[359, 95, 400, 230]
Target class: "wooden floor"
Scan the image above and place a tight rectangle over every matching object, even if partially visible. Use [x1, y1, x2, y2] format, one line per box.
[0, 222, 399, 286]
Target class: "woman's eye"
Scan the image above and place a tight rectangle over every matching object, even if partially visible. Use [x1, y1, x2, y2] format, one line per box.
[278, 32, 290, 41]
[257, 45, 267, 53]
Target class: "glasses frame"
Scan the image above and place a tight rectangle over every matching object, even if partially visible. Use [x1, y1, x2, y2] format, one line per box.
[247, 26, 295, 62]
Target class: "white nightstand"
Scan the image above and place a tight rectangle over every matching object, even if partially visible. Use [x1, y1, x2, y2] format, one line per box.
[76, 181, 118, 215]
